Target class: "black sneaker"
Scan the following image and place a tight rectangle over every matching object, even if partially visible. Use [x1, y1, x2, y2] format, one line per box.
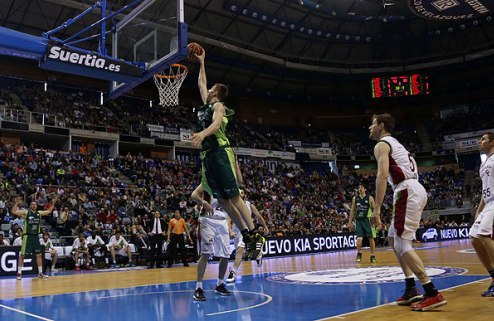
[356, 252, 362, 263]
[226, 269, 236, 283]
[247, 233, 265, 260]
[193, 288, 206, 301]
[395, 287, 423, 305]
[256, 255, 263, 267]
[481, 280, 494, 297]
[215, 283, 232, 296]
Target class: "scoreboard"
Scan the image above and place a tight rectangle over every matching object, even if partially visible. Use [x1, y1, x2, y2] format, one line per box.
[371, 74, 429, 98]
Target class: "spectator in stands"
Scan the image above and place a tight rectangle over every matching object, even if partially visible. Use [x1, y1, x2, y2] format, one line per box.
[40, 232, 58, 272]
[134, 232, 148, 264]
[0, 233, 10, 246]
[108, 229, 134, 268]
[72, 233, 92, 271]
[13, 228, 23, 246]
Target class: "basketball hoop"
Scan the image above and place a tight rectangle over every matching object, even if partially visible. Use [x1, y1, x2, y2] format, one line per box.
[153, 64, 188, 107]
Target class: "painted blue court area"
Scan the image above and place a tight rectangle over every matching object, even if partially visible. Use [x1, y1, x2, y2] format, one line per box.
[0, 271, 486, 321]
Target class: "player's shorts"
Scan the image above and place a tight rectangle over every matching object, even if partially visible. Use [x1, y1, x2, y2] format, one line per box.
[201, 146, 239, 200]
[388, 179, 427, 241]
[469, 201, 494, 238]
[113, 246, 127, 256]
[356, 219, 375, 238]
[198, 216, 231, 258]
[21, 234, 43, 255]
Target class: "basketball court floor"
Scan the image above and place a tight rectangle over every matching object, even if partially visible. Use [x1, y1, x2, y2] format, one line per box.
[1, 239, 492, 321]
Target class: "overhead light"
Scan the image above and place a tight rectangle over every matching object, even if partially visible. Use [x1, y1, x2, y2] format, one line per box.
[355, 36, 361, 41]
[272, 18, 278, 24]
[365, 16, 373, 21]
[307, 29, 313, 34]
[472, 20, 478, 26]
[335, 34, 341, 39]
[345, 35, 350, 40]
[290, 24, 295, 30]
[316, 30, 322, 36]
[487, 16, 492, 22]
[242, 9, 248, 15]
[331, 11, 337, 16]
[435, 30, 441, 35]
[230, 5, 237, 12]
[366, 37, 372, 42]
[460, 24, 465, 29]
[448, 27, 454, 32]
[326, 32, 332, 38]
[252, 12, 258, 18]
[281, 21, 286, 27]
[299, 27, 304, 32]
[299, 0, 304, 5]
[261, 15, 267, 21]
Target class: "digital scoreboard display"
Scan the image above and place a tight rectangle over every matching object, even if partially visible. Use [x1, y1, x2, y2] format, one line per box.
[371, 74, 429, 98]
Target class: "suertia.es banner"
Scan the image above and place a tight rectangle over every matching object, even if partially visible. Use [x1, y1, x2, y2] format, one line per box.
[0, 246, 38, 276]
[40, 45, 142, 82]
[416, 226, 471, 243]
[261, 234, 357, 258]
[409, 0, 494, 20]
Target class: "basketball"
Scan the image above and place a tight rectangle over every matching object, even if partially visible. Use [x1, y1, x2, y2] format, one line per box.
[187, 42, 204, 61]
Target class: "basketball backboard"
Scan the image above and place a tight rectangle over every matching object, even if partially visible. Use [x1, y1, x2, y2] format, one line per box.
[110, 0, 188, 99]
[0, 0, 187, 100]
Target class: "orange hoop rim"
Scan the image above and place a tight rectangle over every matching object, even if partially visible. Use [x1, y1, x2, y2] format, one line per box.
[154, 63, 188, 80]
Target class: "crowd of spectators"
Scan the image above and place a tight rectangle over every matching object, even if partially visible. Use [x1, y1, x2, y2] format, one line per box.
[0, 144, 466, 246]
[0, 77, 429, 155]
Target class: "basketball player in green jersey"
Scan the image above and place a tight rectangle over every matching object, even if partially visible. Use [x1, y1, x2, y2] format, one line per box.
[348, 184, 377, 263]
[12, 195, 59, 279]
[191, 50, 265, 262]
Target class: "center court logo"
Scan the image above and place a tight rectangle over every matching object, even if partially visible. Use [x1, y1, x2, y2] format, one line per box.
[267, 266, 466, 285]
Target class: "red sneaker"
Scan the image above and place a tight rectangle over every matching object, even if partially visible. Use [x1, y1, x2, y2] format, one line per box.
[75, 265, 81, 271]
[411, 292, 447, 311]
[395, 287, 422, 306]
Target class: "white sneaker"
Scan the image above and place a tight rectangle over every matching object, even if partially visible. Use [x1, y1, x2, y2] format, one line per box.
[226, 270, 236, 283]
[16, 272, 22, 280]
[51, 267, 59, 272]
[38, 273, 49, 279]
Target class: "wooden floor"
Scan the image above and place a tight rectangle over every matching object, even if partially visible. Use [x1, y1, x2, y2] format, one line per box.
[1, 239, 492, 321]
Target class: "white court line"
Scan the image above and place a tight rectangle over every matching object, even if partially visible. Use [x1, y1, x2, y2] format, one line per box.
[312, 277, 492, 321]
[0, 304, 55, 321]
[98, 289, 272, 316]
[206, 291, 273, 316]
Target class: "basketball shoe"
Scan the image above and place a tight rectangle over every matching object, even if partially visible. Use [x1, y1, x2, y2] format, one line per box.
[481, 280, 494, 297]
[215, 283, 232, 296]
[193, 288, 206, 301]
[395, 287, 422, 306]
[411, 292, 447, 311]
[247, 233, 265, 261]
[226, 269, 236, 283]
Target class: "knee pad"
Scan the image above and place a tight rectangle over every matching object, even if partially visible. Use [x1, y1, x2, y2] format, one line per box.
[393, 237, 413, 256]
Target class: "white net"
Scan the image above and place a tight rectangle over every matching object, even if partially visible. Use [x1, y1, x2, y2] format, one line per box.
[153, 64, 188, 107]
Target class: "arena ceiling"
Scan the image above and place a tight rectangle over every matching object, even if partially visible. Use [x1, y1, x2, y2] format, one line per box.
[1, 0, 494, 102]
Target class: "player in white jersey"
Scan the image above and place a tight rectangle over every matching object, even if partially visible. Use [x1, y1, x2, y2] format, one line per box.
[191, 183, 233, 301]
[469, 132, 494, 297]
[227, 189, 269, 283]
[369, 113, 446, 311]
